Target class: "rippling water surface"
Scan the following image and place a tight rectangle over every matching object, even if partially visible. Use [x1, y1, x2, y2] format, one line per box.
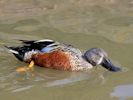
[0, 0, 133, 100]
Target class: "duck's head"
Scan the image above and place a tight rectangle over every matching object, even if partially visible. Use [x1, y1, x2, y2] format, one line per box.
[84, 48, 121, 72]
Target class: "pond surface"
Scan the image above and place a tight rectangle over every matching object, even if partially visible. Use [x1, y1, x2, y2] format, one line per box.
[0, 0, 133, 100]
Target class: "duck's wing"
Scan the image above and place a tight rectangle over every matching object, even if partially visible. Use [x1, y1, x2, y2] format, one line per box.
[19, 39, 54, 45]
[19, 39, 56, 50]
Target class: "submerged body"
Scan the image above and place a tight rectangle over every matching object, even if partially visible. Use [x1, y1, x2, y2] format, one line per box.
[6, 39, 121, 72]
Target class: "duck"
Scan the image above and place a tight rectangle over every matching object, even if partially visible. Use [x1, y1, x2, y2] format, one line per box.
[5, 39, 121, 72]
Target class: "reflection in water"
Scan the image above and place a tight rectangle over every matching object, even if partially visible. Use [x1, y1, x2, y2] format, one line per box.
[111, 84, 133, 100]
[0, 64, 107, 93]
[12, 85, 34, 93]
[45, 72, 89, 87]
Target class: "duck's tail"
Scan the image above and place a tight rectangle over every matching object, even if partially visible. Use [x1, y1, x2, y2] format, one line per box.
[5, 46, 19, 54]
[5, 46, 25, 61]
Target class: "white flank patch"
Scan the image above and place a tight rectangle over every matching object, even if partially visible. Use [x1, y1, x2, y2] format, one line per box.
[9, 49, 18, 54]
[24, 50, 39, 61]
[35, 39, 54, 43]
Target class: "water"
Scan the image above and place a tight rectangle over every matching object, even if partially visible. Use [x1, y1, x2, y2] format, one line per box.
[0, 0, 133, 100]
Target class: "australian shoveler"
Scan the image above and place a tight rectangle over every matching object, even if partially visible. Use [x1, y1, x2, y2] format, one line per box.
[5, 39, 121, 72]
